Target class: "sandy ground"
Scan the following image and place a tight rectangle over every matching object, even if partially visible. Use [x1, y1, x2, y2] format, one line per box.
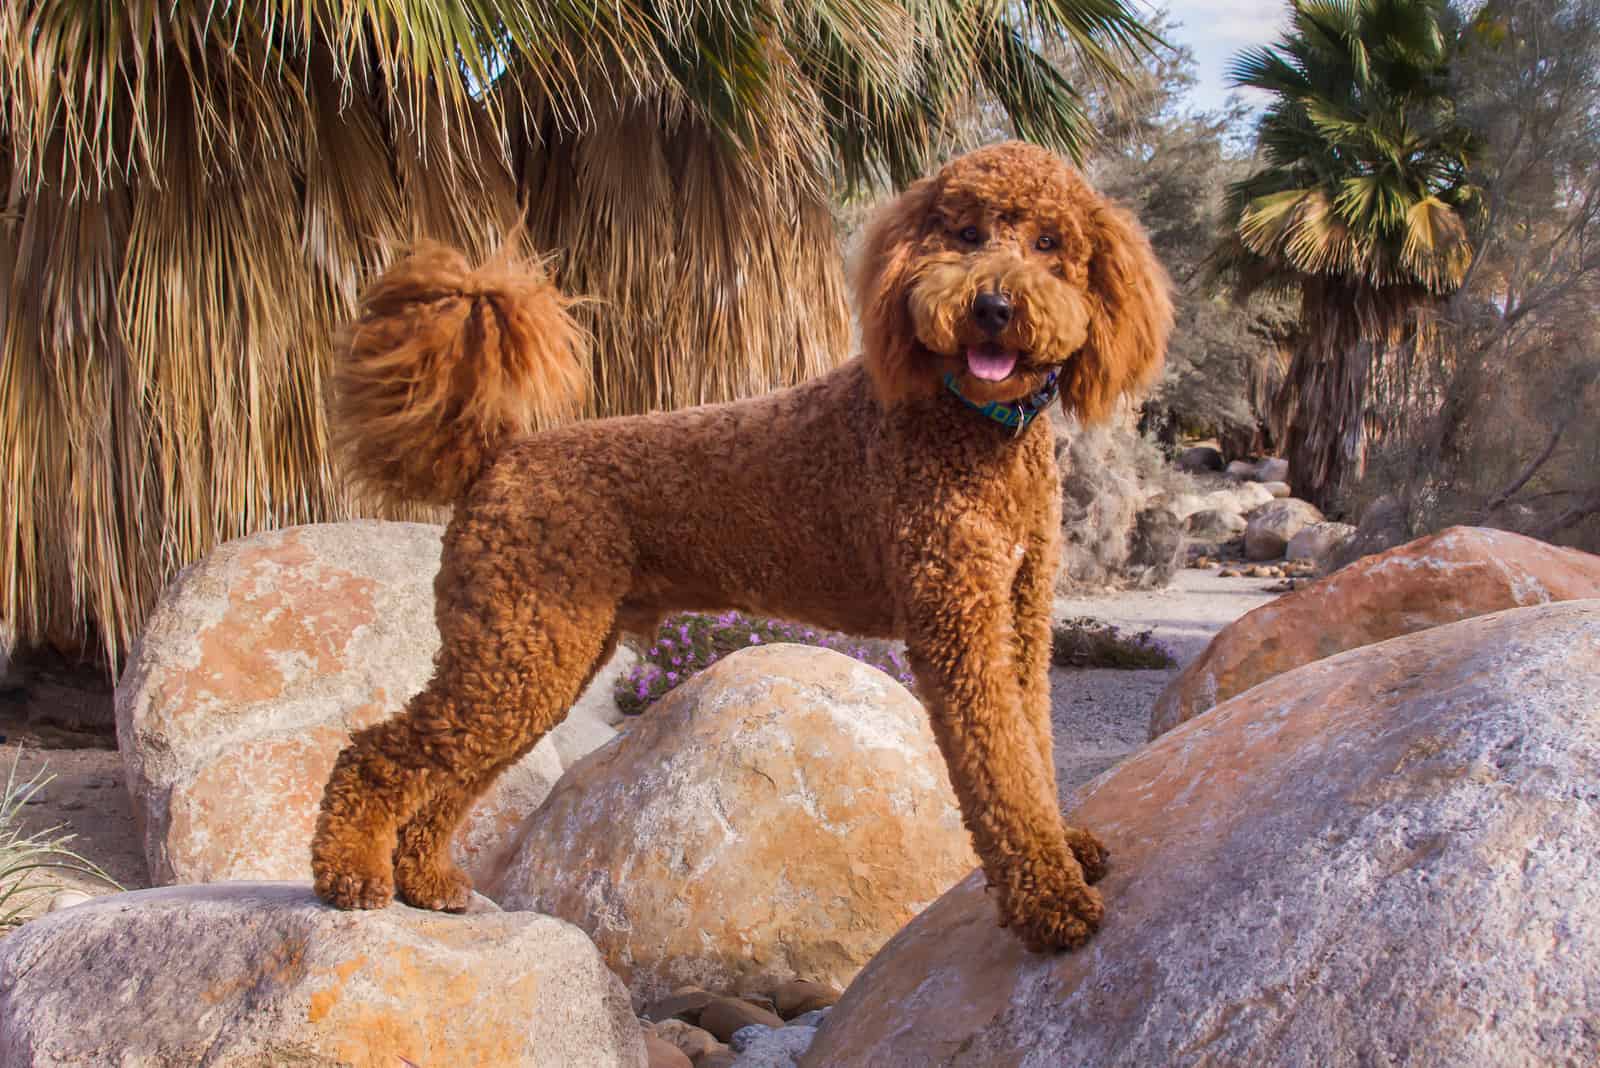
[0, 566, 1280, 918]
[1049, 568, 1281, 799]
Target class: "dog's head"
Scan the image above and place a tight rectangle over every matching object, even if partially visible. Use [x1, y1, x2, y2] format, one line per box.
[854, 142, 1172, 423]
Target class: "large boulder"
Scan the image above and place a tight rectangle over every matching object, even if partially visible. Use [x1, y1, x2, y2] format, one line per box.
[116, 522, 624, 887]
[1255, 457, 1289, 483]
[1285, 520, 1356, 564]
[1175, 445, 1223, 473]
[1184, 508, 1246, 541]
[1151, 526, 1600, 738]
[490, 645, 977, 1003]
[1244, 498, 1325, 560]
[0, 882, 645, 1067]
[1326, 493, 1412, 573]
[804, 600, 1600, 1067]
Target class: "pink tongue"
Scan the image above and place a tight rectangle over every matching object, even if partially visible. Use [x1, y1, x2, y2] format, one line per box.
[966, 347, 1017, 382]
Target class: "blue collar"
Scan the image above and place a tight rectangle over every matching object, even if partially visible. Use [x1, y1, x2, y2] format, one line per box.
[942, 368, 1060, 436]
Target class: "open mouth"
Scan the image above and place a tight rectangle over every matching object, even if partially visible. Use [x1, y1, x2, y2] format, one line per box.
[965, 343, 1021, 382]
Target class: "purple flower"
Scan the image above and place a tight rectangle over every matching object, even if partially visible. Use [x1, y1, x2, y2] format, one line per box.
[749, 633, 762, 644]
[672, 656, 683, 666]
[666, 671, 678, 683]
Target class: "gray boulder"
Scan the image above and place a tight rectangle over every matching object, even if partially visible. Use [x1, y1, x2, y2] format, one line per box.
[0, 882, 645, 1067]
[804, 601, 1600, 1068]
[1245, 499, 1326, 561]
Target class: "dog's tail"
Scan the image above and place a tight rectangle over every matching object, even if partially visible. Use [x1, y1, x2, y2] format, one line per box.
[333, 241, 590, 508]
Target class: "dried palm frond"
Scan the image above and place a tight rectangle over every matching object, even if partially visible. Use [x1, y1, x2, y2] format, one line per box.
[0, 0, 1153, 665]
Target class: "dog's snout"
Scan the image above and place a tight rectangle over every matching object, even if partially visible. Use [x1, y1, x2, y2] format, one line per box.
[971, 291, 1013, 336]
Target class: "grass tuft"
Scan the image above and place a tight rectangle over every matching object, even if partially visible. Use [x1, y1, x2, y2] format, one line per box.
[0, 752, 120, 927]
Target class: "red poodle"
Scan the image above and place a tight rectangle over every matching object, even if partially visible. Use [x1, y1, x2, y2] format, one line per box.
[312, 141, 1171, 951]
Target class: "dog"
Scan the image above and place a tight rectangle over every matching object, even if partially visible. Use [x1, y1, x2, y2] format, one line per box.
[311, 141, 1171, 952]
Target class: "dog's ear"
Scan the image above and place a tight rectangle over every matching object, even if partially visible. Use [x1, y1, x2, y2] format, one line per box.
[854, 177, 939, 406]
[1059, 197, 1173, 425]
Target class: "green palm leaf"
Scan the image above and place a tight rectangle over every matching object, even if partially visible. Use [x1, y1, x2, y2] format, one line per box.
[1218, 0, 1481, 509]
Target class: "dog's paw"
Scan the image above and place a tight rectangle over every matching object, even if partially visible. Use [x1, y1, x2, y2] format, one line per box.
[394, 854, 474, 913]
[314, 868, 395, 911]
[997, 865, 1104, 953]
[1064, 826, 1111, 885]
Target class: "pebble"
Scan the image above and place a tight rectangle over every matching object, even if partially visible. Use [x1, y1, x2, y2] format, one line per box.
[46, 890, 93, 913]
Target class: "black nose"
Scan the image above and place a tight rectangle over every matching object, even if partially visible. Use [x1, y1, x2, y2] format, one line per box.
[972, 291, 1013, 336]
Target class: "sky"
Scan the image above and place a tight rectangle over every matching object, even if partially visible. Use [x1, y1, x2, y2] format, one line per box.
[1147, 1, 1291, 114]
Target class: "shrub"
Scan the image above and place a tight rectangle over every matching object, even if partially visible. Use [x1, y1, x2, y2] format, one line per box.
[615, 611, 914, 716]
[1050, 617, 1175, 670]
[0, 752, 119, 926]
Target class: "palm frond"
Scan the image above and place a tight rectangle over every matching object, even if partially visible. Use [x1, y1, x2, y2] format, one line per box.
[1, 0, 1158, 665]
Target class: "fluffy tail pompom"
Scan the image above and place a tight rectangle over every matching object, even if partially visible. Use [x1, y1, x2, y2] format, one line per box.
[333, 241, 590, 508]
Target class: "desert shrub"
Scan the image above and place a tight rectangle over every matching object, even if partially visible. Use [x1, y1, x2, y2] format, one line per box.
[0, 753, 119, 926]
[1050, 617, 1175, 670]
[616, 612, 913, 716]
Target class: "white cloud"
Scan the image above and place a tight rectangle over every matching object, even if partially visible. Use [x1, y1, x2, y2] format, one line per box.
[1144, 1, 1291, 113]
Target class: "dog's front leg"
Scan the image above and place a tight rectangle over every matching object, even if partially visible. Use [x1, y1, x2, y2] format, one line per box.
[1012, 534, 1110, 886]
[896, 521, 1104, 952]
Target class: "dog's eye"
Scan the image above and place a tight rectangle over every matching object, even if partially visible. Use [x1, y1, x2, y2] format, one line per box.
[959, 226, 981, 244]
[1035, 234, 1058, 252]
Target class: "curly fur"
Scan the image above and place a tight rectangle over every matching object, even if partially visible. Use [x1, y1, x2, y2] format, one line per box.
[312, 142, 1171, 953]
[333, 241, 589, 507]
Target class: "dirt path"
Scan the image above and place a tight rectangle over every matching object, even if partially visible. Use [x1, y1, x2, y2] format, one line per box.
[0, 566, 1280, 917]
[1049, 568, 1282, 798]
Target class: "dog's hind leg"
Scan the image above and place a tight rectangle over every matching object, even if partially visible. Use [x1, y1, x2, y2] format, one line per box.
[312, 522, 626, 912]
[390, 625, 622, 910]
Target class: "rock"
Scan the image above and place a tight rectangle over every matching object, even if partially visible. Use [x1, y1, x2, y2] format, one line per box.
[651, 1019, 721, 1061]
[1184, 508, 1246, 540]
[1256, 457, 1289, 483]
[701, 998, 785, 1043]
[1208, 481, 1276, 517]
[1286, 521, 1356, 564]
[788, 1009, 830, 1029]
[115, 522, 624, 889]
[699, 1052, 738, 1068]
[1223, 459, 1258, 481]
[489, 646, 977, 1003]
[732, 1025, 818, 1068]
[1244, 498, 1325, 561]
[44, 890, 91, 913]
[729, 1024, 776, 1053]
[0, 882, 645, 1067]
[645, 1033, 694, 1068]
[1327, 493, 1412, 573]
[1176, 445, 1224, 473]
[1151, 526, 1600, 738]
[804, 601, 1600, 1067]
[1260, 480, 1292, 498]
[643, 989, 716, 1024]
[773, 980, 839, 1020]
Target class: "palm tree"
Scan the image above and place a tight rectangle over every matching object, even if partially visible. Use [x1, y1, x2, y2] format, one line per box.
[0, 2, 1154, 666]
[1221, 0, 1480, 510]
